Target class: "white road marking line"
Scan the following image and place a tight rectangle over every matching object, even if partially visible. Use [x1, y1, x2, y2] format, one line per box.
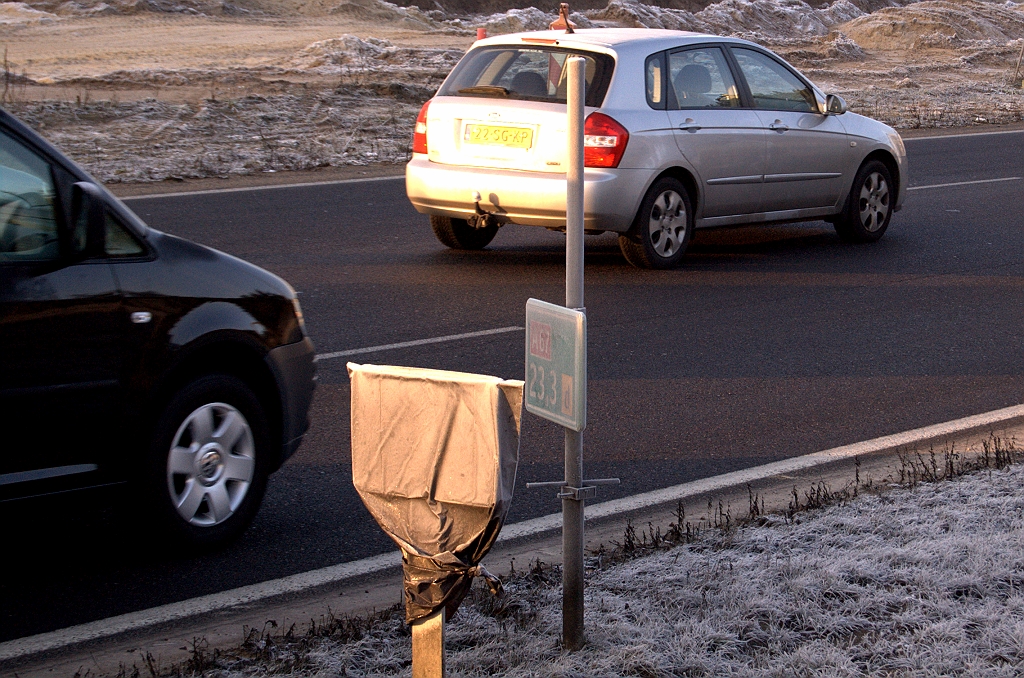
[118, 174, 404, 201]
[315, 326, 524, 362]
[5, 402, 1024, 662]
[903, 128, 1024, 142]
[908, 176, 1021, 191]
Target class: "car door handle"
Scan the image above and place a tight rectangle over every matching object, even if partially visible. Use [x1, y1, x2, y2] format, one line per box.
[678, 119, 701, 132]
[768, 120, 789, 132]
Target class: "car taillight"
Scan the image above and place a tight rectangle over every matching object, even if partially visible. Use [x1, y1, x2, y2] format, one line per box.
[584, 112, 629, 168]
[412, 99, 430, 155]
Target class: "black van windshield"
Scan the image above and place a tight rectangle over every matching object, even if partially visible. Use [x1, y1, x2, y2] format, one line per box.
[437, 46, 614, 107]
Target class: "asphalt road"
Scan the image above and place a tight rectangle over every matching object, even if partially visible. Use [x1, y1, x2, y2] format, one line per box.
[5, 130, 1024, 643]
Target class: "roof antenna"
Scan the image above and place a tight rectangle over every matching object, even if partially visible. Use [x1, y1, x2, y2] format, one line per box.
[549, 3, 575, 33]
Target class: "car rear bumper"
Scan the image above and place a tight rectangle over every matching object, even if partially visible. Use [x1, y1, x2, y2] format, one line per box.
[265, 336, 316, 469]
[405, 156, 651, 233]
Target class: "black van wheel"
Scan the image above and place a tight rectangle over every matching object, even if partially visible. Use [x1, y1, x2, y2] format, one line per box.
[147, 374, 270, 548]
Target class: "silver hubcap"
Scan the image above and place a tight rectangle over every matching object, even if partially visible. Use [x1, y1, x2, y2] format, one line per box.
[167, 402, 255, 527]
[647, 190, 687, 258]
[859, 172, 890, 232]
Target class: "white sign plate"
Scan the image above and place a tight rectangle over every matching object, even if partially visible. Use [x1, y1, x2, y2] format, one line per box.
[524, 298, 586, 432]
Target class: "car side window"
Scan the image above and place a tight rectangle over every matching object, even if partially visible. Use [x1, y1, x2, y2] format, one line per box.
[731, 48, 816, 113]
[0, 129, 60, 263]
[105, 212, 145, 257]
[668, 47, 741, 110]
[645, 52, 666, 110]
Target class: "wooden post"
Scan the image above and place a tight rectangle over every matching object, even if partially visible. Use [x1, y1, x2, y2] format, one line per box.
[412, 609, 445, 678]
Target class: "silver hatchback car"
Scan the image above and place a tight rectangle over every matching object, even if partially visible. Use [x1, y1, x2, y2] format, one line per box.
[406, 28, 907, 269]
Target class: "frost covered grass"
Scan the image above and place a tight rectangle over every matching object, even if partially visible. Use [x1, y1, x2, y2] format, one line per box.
[128, 439, 1024, 677]
[8, 87, 426, 183]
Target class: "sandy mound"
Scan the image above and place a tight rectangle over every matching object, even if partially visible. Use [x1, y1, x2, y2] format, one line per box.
[291, 34, 463, 74]
[0, 1, 58, 20]
[698, 0, 866, 36]
[454, 6, 593, 32]
[842, 0, 1024, 49]
[33, 0, 248, 15]
[477, 6, 555, 31]
[392, 0, 610, 15]
[317, 0, 438, 25]
[592, 0, 867, 38]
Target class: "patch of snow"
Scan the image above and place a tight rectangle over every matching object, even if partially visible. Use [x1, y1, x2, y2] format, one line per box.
[291, 34, 463, 75]
[453, 7, 594, 35]
[327, 0, 438, 29]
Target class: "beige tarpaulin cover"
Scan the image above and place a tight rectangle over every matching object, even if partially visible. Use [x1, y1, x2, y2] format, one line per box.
[348, 363, 524, 623]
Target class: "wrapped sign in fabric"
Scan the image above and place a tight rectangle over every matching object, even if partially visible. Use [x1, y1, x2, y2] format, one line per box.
[347, 363, 524, 624]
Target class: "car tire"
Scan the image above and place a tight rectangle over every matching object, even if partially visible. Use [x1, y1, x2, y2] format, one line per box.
[430, 215, 498, 250]
[618, 177, 692, 269]
[833, 160, 893, 243]
[146, 374, 270, 548]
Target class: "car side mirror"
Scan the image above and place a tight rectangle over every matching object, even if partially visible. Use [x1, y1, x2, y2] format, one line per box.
[70, 182, 106, 259]
[826, 94, 848, 115]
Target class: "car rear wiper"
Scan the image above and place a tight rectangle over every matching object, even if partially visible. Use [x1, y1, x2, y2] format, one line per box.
[457, 85, 510, 98]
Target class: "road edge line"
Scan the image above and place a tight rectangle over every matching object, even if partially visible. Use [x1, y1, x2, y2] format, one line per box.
[0, 552, 400, 663]
[118, 175, 405, 201]
[902, 127, 1024, 142]
[5, 402, 1024, 663]
[907, 176, 1021, 192]
[106, 127, 1022, 201]
[499, 402, 1024, 539]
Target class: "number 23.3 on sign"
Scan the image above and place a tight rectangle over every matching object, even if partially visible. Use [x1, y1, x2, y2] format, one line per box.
[524, 298, 586, 432]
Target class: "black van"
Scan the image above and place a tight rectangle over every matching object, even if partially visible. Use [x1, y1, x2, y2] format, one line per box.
[0, 107, 315, 547]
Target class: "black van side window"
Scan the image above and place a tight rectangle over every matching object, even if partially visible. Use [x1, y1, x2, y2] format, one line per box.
[0, 129, 60, 263]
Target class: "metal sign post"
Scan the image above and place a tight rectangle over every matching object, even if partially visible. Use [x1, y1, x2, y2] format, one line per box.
[525, 56, 620, 652]
[523, 56, 619, 651]
[562, 55, 587, 652]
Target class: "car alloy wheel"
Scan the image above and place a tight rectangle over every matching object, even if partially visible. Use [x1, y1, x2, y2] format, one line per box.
[166, 401, 256, 527]
[833, 159, 894, 243]
[620, 177, 693, 269]
[859, 171, 890, 232]
[647, 189, 688, 258]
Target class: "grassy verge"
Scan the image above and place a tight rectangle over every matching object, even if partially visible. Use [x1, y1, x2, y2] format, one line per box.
[89, 436, 1024, 677]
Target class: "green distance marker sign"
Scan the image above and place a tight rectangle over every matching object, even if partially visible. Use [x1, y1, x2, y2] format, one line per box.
[524, 298, 586, 432]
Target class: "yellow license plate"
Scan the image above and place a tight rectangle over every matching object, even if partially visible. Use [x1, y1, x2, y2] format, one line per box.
[464, 124, 534, 149]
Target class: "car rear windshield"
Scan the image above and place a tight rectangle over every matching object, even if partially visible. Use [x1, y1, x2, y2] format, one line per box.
[437, 45, 614, 107]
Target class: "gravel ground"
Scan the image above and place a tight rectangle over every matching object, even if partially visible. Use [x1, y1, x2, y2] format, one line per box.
[4, 0, 1023, 184]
